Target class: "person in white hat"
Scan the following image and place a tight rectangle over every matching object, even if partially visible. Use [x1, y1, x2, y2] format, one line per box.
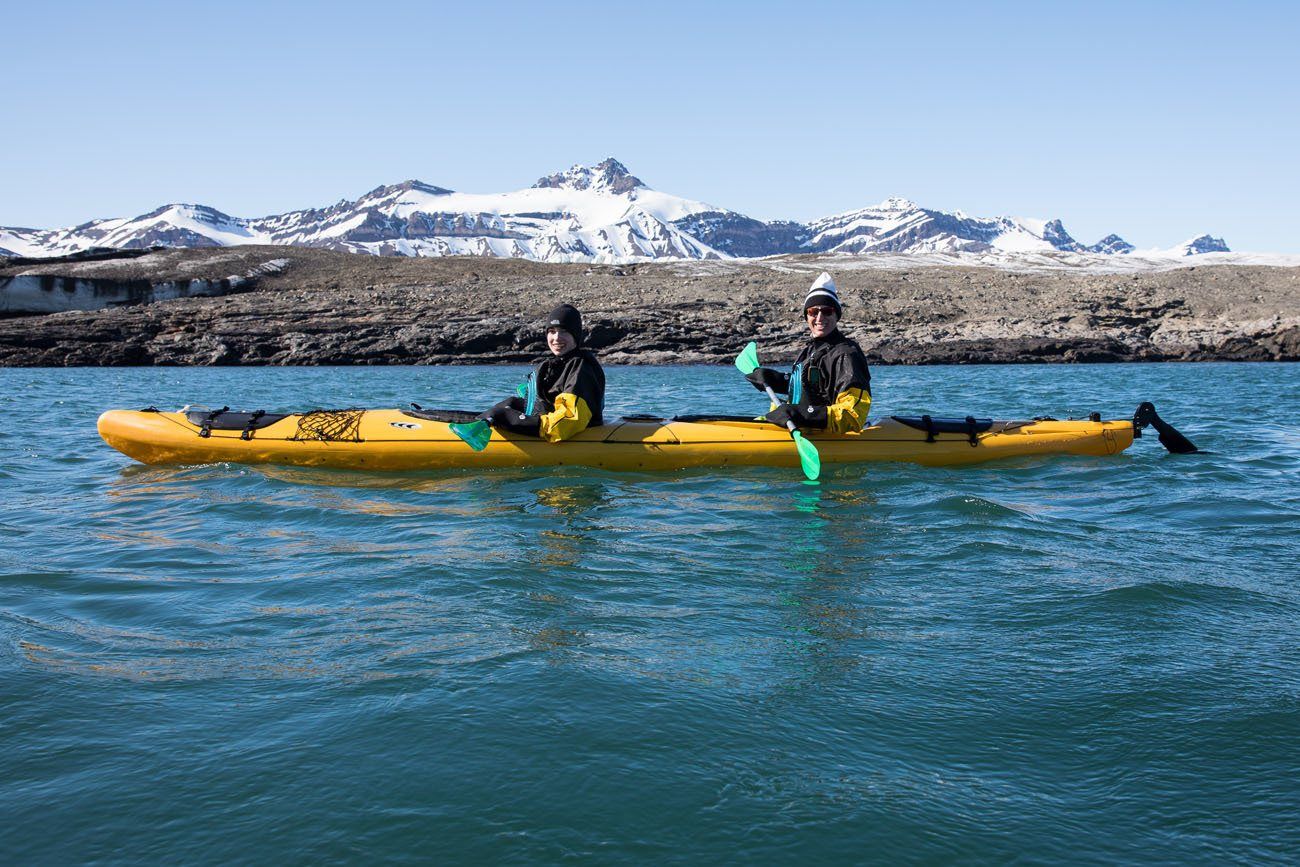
[745, 272, 872, 433]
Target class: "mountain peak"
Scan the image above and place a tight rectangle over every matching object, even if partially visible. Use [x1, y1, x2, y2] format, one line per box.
[362, 179, 454, 200]
[533, 158, 645, 194]
[140, 203, 238, 224]
[404, 179, 454, 195]
[1041, 218, 1083, 251]
[1179, 234, 1230, 255]
[1089, 233, 1134, 255]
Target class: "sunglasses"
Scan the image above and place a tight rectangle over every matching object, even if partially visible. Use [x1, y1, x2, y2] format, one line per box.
[805, 306, 837, 319]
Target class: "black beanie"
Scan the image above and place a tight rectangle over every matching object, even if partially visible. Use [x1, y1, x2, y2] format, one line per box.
[545, 303, 583, 347]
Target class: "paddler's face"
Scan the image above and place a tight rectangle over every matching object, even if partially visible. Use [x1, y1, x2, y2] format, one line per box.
[806, 305, 838, 339]
[547, 326, 576, 355]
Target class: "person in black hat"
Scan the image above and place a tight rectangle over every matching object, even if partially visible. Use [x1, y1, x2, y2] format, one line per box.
[745, 272, 872, 433]
[477, 303, 606, 441]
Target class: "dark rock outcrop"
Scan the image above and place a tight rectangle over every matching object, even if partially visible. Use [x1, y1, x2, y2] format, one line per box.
[1089, 234, 1136, 255]
[672, 213, 808, 257]
[0, 246, 1294, 366]
[533, 158, 645, 194]
[1182, 235, 1231, 255]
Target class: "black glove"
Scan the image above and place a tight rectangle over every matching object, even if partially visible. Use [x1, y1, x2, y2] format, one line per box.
[765, 402, 828, 431]
[483, 404, 543, 436]
[745, 367, 789, 394]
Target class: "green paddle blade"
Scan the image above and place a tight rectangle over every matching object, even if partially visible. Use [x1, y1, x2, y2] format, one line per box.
[791, 430, 821, 481]
[735, 339, 817, 480]
[516, 373, 538, 414]
[734, 341, 761, 375]
[449, 420, 492, 452]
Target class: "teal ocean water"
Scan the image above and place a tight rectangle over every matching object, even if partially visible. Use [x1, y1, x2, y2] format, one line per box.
[2, 363, 1298, 864]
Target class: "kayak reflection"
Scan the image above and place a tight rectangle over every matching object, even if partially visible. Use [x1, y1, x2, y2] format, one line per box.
[775, 483, 883, 692]
[526, 481, 609, 571]
[513, 480, 612, 661]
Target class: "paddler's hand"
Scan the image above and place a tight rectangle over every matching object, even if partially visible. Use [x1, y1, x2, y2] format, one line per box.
[484, 405, 543, 436]
[508, 414, 543, 436]
[765, 403, 796, 429]
[745, 367, 789, 394]
[766, 402, 828, 431]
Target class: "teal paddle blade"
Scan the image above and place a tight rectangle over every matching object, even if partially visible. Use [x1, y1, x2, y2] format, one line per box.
[515, 372, 537, 414]
[736, 339, 818, 480]
[791, 431, 821, 481]
[449, 420, 491, 452]
[734, 341, 760, 375]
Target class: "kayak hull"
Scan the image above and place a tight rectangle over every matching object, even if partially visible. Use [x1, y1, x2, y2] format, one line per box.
[98, 409, 1135, 471]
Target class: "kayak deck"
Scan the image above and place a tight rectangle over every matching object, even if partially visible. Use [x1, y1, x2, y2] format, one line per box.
[98, 408, 1135, 471]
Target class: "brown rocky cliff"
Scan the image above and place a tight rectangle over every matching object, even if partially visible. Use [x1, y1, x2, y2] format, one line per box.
[1, 247, 1296, 365]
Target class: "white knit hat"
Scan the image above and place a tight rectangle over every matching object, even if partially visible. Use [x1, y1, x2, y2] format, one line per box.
[803, 272, 842, 315]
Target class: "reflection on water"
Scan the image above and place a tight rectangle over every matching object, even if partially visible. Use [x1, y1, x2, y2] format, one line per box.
[775, 483, 883, 691]
[515, 481, 613, 657]
[527, 482, 608, 570]
[252, 464, 486, 493]
[532, 481, 610, 517]
[534, 531, 583, 569]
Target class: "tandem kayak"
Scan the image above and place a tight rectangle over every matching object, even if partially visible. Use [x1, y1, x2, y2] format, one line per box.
[96, 403, 1194, 472]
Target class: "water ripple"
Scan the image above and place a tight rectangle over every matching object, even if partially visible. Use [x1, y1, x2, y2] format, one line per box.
[2, 363, 1298, 863]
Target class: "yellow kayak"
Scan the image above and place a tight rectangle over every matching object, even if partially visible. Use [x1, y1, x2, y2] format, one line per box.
[97, 406, 1143, 471]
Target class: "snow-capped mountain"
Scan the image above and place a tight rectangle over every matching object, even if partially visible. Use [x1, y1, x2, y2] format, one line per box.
[1, 205, 260, 257]
[1176, 235, 1230, 256]
[1089, 234, 1136, 255]
[794, 200, 1144, 257]
[0, 227, 57, 258]
[798, 198, 1068, 255]
[9, 160, 731, 264]
[249, 162, 731, 261]
[1, 158, 1229, 264]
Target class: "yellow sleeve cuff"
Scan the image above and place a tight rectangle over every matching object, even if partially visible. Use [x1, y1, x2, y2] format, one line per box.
[539, 393, 593, 442]
[827, 388, 871, 434]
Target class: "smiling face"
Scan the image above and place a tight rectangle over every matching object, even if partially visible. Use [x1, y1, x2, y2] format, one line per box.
[805, 304, 839, 339]
[547, 326, 577, 355]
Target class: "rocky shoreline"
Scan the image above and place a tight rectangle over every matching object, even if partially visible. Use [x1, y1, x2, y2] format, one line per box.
[1, 246, 1296, 366]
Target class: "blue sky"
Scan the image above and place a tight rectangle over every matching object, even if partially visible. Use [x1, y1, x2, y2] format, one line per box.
[6, 0, 1297, 250]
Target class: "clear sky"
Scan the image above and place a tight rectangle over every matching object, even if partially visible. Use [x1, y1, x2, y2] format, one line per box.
[5, 0, 1297, 251]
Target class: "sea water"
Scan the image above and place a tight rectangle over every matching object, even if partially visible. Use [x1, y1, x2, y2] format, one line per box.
[1, 363, 1297, 864]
